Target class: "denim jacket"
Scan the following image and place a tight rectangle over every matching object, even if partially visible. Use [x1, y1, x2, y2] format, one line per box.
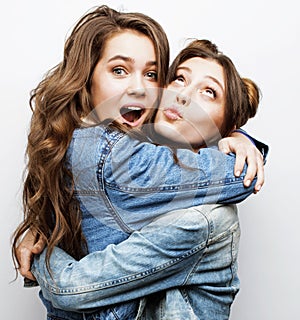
[33, 125, 268, 319]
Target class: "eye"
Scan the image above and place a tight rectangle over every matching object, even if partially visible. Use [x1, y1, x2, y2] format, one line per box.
[113, 67, 127, 76]
[145, 71, 158, 81]
[200, 88, 216, 98]
[173, 75, 185, 86]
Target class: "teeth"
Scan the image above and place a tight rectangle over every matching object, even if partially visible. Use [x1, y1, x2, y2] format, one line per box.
[126, 106, 142, 110]
[121, 105, 144, 123]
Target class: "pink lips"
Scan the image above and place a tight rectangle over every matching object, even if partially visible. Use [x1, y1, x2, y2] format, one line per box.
[163, 107, 182, 120]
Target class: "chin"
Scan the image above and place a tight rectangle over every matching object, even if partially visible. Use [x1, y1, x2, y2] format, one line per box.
[154, 121, 178, 138]
[153, 122, 189, 148]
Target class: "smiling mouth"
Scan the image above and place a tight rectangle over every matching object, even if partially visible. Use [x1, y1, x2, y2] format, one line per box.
[120, 106, 145, 123]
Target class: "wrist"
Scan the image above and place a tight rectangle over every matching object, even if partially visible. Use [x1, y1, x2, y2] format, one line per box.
[232, 128, 255, 145]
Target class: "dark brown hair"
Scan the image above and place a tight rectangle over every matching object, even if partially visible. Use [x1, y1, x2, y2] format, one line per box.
[167, 39, 260, 137]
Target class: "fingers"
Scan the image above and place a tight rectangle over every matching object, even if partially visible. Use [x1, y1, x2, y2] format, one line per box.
[242, 146, 264, 191]
[218, 138, 231, 154]
[15, 231, 35, 264]
[18, 245, 35, 280]
[32, 236, 46, 254]
[242, 155, 257, 187]
[233, 147, 247, 178]
[15, 229, 42, 280]
[218, 136, 265, 192]
[254, 154, 265, 193]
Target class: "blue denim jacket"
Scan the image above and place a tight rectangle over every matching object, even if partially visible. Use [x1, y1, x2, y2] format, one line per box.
[34, 204, 240, 320]
[71, 125, 257, 230]
[33, 125, 268, 319]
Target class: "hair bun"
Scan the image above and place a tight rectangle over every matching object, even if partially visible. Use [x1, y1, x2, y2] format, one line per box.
[242, 78, 261, 119]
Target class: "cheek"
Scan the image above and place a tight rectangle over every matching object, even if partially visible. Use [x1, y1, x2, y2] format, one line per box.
[202, 110, 224, 142]
[184, 107, 222, 143]
[211, 109, 225, 132]
[186, 106, 208, 129]
[181, 120, 204, 144]
[91, 82, 117, 107]
[160, 88, 178, 108]
[91, 71, 127, 107]
[153, 110, 164, 131]
[91, 79, 124, 121]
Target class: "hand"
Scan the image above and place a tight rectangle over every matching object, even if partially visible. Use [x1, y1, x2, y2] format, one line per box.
[16, 229, 46, 281]
[218, 132, 264, 193]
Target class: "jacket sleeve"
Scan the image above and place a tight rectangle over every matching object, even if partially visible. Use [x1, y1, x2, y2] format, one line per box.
[32, 204, 227, 311]
[103, 135, 262, 229]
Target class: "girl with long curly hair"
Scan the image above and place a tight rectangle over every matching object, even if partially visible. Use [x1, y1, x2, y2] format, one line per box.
[13, 5, 267, 320]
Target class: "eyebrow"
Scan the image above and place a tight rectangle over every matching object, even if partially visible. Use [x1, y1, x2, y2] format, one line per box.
[206, 75, 224, 92]
[177, 66, 225, 92]
[108, 55, 157, 67]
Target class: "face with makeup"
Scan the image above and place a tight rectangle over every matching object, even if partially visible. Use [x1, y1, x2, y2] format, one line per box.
[91, 30, 159, 127]
[154, 57, 225, 150]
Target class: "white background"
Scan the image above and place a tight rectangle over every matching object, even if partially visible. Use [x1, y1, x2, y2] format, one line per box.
[1, 1, 299, 319]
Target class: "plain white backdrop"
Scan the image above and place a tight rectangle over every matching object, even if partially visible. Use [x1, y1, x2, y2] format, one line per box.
[1, 0, 299, 319]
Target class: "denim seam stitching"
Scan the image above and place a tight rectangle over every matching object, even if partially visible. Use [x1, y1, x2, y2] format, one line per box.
[34, 241, 207, 295]
[105, 176, 246, 193]
[96, 129, 133, 233]
[207, 221, 239, 246]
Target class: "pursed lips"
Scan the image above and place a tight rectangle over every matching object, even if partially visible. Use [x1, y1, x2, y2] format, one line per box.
[163, 106, 183, 121]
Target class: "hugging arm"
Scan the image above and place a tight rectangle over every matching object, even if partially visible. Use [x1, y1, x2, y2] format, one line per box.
[18, 130, 267, 280]
[67, 127, 260, 232]
[25, 129, 268, 311]
[32, 131, 266, 310]
[220, 129, 269, 192]
[100, 133, 266, 228]
[32, 205, 234, 311]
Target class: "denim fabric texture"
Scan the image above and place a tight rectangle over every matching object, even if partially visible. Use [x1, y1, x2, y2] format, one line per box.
[70, 126, 256, 233]
[32, 125, 266, 319]
[34, 204, 240, 320]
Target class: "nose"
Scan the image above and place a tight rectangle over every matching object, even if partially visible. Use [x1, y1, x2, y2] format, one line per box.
[127, 75, 146, 97]
[127, 87, 146, 97]
[176, 91, 191, 106]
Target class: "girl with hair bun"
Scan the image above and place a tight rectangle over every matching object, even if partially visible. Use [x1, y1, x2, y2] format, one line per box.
[13, 5, 268, 319]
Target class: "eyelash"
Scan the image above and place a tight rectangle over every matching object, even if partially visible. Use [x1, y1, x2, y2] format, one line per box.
[112, 68, 157, 81]
[174, 74, 217, 98]
[113, 67, 126, 76]
[146, 71, 158, 81]
[174, 75, 184, 83]
[202, 87, 217, 98]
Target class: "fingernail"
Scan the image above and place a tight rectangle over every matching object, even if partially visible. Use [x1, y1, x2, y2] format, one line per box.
[245, 179, 251, 187]
[235, 171, 241, 177]
[256, 185, 261, 191]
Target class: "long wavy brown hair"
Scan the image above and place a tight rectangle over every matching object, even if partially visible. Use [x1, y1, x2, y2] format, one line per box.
[167, 39, 261, 138]
[12, 5, 169, 271]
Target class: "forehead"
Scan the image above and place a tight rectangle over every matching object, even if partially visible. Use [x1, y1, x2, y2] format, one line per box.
[179, 57, 224, 84]
[102, 30, 156, 61]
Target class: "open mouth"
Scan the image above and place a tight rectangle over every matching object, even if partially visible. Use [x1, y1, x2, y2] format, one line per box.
[120, 106, 145, 123]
